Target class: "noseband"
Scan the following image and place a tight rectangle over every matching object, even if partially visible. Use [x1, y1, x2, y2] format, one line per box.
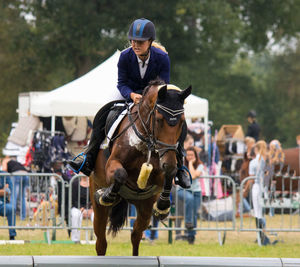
[127, 100, 184, 161]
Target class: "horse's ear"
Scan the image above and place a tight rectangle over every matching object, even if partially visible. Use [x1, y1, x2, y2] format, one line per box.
[180, 85, 192, 100]
[158, 85, 167, 100]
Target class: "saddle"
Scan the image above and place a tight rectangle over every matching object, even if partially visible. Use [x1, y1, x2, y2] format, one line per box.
[99, 101, 133, 151]
[105, 102, 127, 133]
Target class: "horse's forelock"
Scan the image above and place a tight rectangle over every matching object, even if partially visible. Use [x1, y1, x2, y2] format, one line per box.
[142, 79, 165, 97]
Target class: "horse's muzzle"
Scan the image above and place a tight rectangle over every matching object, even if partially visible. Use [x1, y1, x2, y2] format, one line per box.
[161, 162, 177, 178]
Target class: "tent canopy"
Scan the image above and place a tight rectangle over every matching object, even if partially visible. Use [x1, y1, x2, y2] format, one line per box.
[30, 51, 208, 119]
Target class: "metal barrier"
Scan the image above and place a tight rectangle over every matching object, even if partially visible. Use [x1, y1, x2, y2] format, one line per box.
[1, 173, 238, 245]
[4, 173, 300, 246]
[0, 173, 66, 229]
[239, 175, 300, 245]
[125, 175, 236, 245]
[0, 256, 299, 267]
[0, 173, 67, 244]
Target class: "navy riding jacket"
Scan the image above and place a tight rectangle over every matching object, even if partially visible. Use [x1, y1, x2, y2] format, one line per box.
[117, 46, 170, 100]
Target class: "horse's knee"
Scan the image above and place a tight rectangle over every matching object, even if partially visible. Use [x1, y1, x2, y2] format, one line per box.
[114, 168, 127, 184]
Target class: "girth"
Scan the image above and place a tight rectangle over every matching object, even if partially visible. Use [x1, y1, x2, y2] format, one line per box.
[118, 184, 160, 200]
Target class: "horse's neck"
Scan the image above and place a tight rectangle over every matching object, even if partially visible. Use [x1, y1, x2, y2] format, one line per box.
[135, 102, 153, 131]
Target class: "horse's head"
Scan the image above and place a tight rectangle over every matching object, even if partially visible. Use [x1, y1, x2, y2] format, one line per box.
[140, 80, 192, 177]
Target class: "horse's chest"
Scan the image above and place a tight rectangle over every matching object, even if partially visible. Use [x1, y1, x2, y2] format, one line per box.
[127, 127, 147, 154]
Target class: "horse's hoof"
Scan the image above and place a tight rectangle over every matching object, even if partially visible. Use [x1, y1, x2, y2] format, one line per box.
[152, 202, 170, 221]
[94, 188, 120, 207]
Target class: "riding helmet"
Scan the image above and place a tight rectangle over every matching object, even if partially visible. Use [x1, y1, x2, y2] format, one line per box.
[247, 110, 257, 118]
[128, 18, 156, 41]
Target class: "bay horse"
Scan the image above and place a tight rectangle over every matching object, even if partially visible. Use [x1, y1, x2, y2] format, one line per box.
[89, 80, 191, 256]
[238, 147, 300, 199]
[271, 147, 299, 195]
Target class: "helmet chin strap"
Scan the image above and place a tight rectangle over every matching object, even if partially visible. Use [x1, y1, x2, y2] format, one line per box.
[139, 40, 152, 67]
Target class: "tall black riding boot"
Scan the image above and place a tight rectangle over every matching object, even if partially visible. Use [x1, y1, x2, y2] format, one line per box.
[67, 101, 116, 176]
[174, 121, 191, 189]
[68, 130, 103, 176]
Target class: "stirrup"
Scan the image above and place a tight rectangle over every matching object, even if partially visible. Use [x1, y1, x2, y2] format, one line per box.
[178, 165, 192, 183]
[69, 152, 87, 174]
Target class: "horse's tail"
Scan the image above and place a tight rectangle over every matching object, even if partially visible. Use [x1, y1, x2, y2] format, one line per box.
[108, 198, 128, 237]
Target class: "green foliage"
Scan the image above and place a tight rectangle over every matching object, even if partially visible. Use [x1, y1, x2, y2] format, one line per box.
[0, 0, 299, 150]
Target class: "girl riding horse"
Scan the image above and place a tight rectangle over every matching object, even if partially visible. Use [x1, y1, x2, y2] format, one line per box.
[91, 80, 192, 255]
[68, 18, 190, 190]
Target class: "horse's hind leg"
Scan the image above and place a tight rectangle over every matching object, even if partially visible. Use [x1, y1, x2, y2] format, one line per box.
[90, 173, 109, 256]
[93, 203, 109, 255]
[131, 198, 155, 256]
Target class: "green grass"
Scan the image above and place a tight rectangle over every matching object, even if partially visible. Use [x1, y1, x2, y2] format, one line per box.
[1, 227, 300, 258]
[1, 215, 300, 258]
[1, 241, 300, 258]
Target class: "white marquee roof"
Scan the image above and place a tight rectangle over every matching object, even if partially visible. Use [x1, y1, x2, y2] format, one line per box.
[30, 51, 208, 119]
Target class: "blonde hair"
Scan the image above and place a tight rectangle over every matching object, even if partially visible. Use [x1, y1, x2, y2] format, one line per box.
[269, 139, 285, 164]
[255, 140, 267, 161]
[151, 41, 168, 53]
[125, 40, 168, 53]
[245, 136, 255, 155]
[245, 137, 255, 147]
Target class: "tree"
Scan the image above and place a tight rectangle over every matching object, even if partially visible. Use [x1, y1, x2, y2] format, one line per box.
[1, 0, 300, 152]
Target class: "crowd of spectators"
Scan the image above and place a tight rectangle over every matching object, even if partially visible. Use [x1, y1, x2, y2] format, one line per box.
[0, 114, 298, 246]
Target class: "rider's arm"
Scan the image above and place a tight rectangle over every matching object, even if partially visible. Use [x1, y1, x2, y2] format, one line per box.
[188, 162, 202, 179]
[157, 53, 170, 84]
[117, 54, 133, 101]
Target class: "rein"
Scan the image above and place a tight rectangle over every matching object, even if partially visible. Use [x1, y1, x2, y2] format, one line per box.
[127, 99, 183, 162]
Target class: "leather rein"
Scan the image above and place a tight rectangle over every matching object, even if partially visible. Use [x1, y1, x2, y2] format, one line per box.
[127, 99, 184, 162]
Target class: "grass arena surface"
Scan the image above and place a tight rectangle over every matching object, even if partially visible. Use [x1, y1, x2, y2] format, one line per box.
[1, 215, 300, 257]
[1, 228, 300, 258]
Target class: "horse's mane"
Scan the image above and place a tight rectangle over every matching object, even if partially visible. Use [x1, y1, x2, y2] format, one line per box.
[142, 79, 165, 97]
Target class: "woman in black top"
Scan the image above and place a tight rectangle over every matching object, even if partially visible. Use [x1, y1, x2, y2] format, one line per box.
[70, 175, 94, 243]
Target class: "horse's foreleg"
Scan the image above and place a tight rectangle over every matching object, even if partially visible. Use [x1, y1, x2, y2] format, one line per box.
[154, 175, 173, 220]
[97, 159, 128, 206]
[106, 159, 127, 185]
[131, 198, 155, 256]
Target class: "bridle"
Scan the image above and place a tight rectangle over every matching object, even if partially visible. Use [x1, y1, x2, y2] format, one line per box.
[127, 98, 184, 163]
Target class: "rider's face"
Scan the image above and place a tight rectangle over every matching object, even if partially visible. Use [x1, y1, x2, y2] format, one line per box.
[131, 40, 151, 57]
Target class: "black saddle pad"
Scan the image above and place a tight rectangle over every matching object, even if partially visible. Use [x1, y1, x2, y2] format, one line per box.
[105, 101, 127, 135]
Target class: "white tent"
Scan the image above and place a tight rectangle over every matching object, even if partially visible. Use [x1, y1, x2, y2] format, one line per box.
[29, 51, 209, 148]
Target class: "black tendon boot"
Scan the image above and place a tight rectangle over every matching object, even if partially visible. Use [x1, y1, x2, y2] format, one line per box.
[95, 168, 127, 206]
[174, 122, 191, 189]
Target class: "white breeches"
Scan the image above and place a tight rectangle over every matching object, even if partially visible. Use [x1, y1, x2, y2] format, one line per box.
[71, 207, 94, 242]
[252, 183, 263, 219]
